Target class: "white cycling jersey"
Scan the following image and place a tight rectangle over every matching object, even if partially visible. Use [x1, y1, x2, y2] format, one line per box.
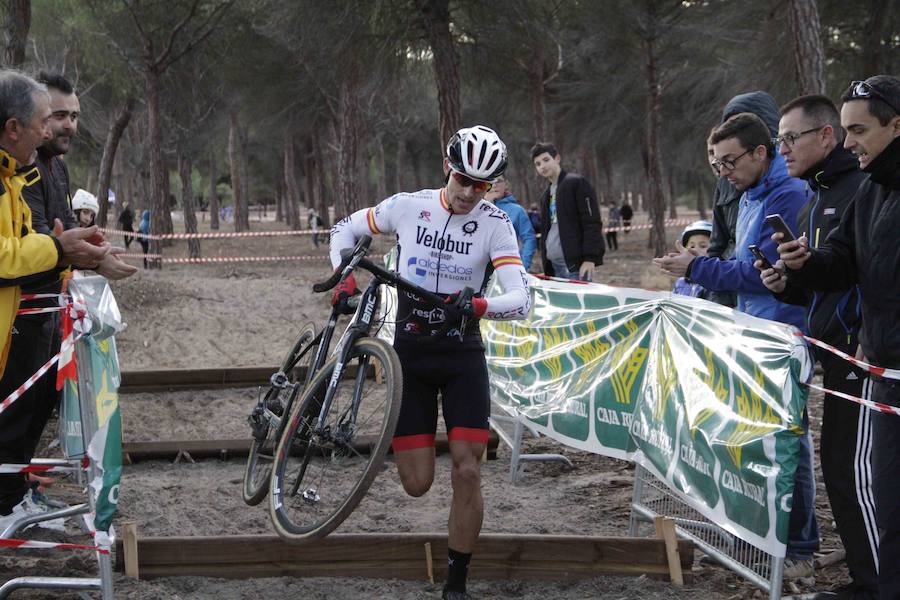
[330, 188, 531, 343]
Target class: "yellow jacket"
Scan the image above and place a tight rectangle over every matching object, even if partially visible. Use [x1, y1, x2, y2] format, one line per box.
[0, 149, 60, 377]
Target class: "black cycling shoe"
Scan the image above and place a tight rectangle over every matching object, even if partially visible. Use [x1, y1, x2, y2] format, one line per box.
[441, 590, 472, 600]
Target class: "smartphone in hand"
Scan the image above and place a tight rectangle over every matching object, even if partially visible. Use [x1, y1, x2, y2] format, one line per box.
[748, 244, 773, 270]
[764, 214, 796, 242]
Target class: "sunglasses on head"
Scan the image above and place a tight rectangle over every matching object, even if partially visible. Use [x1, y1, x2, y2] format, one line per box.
[450, 170, 492, 193]
[849, 80, 900, 114]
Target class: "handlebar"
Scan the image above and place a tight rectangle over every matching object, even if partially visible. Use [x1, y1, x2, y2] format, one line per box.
[311, 234, 472, 342]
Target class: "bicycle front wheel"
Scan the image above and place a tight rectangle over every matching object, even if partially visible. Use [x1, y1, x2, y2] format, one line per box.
[269, 337, 402, 542]
[243, 322, 318, 506]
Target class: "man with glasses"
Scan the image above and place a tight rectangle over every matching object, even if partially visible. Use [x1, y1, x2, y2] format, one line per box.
[531, 142, 604, 281]
[706, 91, 782, 309]
[775, 75, 900, 600]
[762, 94, 875, 599]
[330, 126, 530, 600]
[654, 112, 820, 587]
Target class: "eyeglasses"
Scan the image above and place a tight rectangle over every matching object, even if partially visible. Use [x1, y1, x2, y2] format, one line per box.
[773, 126, 825, 148]
[450, 170, 492, 193]
[848, 80, 900, 114]
[710, 148, 752, 174]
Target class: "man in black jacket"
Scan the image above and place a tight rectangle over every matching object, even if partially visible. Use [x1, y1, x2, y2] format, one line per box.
[762, 94, 875, 598]
[531, 142, 604, 281]
[706, 91, 781, 308]
[775, 75, 900, 600]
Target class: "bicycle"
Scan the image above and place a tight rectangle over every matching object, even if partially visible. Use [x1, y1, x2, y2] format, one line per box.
[265, 234, 470, 542]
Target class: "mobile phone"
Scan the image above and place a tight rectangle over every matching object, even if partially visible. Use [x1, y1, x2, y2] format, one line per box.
[764, 214, 796, 242]
[748, 244, 773, 270]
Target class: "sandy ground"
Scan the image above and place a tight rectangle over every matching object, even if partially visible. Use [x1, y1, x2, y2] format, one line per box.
[0, 214, 852, 599]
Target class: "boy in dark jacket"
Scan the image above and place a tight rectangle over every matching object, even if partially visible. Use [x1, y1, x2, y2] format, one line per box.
[531, 142, 604, 281]
[775, 75, 900, 600]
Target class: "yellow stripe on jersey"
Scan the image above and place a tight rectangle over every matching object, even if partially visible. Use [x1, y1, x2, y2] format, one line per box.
[492, 255, 523, 268]
[366, 208, 381, 234]
[439, 189, 451, 212]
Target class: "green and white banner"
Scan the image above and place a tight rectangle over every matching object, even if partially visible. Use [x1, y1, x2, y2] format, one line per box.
[482, 276, 812, 557]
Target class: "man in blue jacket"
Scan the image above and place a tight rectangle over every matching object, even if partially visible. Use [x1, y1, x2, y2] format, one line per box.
[485, 174, 536, 270]
[654, 112, 819, 585]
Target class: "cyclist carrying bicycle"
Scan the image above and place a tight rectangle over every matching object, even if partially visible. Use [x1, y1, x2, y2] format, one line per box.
[329, 126, 530, 600]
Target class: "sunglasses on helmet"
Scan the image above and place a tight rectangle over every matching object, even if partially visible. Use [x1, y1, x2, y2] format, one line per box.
[450, 170, 493, 193]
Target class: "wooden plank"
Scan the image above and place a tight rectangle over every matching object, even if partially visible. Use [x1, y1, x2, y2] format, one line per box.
[122, 522, 140, 579]
[654, 516, 683, 586]
[119, 367, 279, 393]
[114, 533, 693, 582]
[123, 431, 500, 462]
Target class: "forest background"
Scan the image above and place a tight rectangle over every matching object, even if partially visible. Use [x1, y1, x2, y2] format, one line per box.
[2, 0, 897, 258]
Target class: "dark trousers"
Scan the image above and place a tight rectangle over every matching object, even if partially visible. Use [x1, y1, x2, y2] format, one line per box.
[605, 231, 618, 251]
[139, 238, 150, 268]
[820, 357, 879, 594]
[787, 410, 819, 560]
[0, 315, 59, 514]
[870, 376, 900, 599]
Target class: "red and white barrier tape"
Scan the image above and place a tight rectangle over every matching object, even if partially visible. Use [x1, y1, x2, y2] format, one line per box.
[805, 382, 900, 417]
[0, 537, 109, 553]
[119, 253, 328, 264]
[0, 463, 83, 474]
[798, 332, 899, 380]
[99, 226, 324, 241]
[603, 218, 695, 234]
[16, 305, 65, 316]
[19, 293, 67, 301]
[0, 330, 81, 415]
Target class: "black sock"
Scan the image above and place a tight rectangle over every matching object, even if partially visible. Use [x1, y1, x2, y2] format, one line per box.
[444, 547, 471, 593]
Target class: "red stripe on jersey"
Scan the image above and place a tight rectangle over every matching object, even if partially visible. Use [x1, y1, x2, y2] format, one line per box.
[492, 255, 523, 268]
[366, 209, 381, 234]
[439, 189, 452, 213]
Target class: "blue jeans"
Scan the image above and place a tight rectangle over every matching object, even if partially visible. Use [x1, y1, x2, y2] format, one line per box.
[786, 411, 819, 560]
[549, 258, 586, 282]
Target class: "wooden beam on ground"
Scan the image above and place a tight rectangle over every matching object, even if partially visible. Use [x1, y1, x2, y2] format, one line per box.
[113, 532, 693, 582]
[122, 431, 500, 462]
[120, 364, 377, 393]
[654, 516, 683, 586]
[119, 367, 279, 393]
[122, 522, 140, 579]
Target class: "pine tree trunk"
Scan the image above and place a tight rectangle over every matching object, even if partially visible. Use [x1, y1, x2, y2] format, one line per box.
[284, 132, 301, 230]
[644, 14, 667, 257]
[530, 58, 546, 141]
[228, 111, 248, 232]
[179, 153, 201, 259]
[695, 175, 708, 221]
[375, 135, 387, 202]
[208, 146, 220, 230]
[336, 79, 361, 217]
[3, 0, 30, 67]
[414, 0, 460, 150]
[787, 0, 826, 95]
[861, 0, 889, 75]
[146, 69, 167, 267]
[668, 170, 677, 219]
[96, 97, 135, 227]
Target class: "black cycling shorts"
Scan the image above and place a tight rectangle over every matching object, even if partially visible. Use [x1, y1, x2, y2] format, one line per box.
[391, 341, 491, 451]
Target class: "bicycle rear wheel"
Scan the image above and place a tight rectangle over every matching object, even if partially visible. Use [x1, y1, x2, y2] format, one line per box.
[269, 337, 401, 542]
[242, 322, 318, 506]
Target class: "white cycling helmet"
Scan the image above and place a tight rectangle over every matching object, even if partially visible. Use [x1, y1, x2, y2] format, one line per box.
[680, 220, 713, 246]
[446, 125, 508, 182]
[72, 189, 99, 214]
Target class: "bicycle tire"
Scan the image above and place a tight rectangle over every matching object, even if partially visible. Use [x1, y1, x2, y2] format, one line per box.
[269, 337, 402, 542]
[242, 322, 318, 506]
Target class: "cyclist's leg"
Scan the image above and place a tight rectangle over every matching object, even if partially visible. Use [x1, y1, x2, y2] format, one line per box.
[392, 343, 439, 497]
[440, 347, 490, 551]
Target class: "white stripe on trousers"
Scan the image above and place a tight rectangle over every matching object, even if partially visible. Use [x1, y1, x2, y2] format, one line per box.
[855, 376, 879, 572]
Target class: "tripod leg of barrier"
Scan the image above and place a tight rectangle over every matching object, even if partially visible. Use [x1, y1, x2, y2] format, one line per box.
[97, 548, 115, 600]
[769, 555, 784, 600]
[0, 577, 100, 599]
[628, 464, 646, 536]
[509, 419, 524, 482]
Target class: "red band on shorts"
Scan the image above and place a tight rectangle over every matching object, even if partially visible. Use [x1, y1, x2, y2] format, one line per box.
[392, 433, 436, 452]
[448, 427, 489, 445]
